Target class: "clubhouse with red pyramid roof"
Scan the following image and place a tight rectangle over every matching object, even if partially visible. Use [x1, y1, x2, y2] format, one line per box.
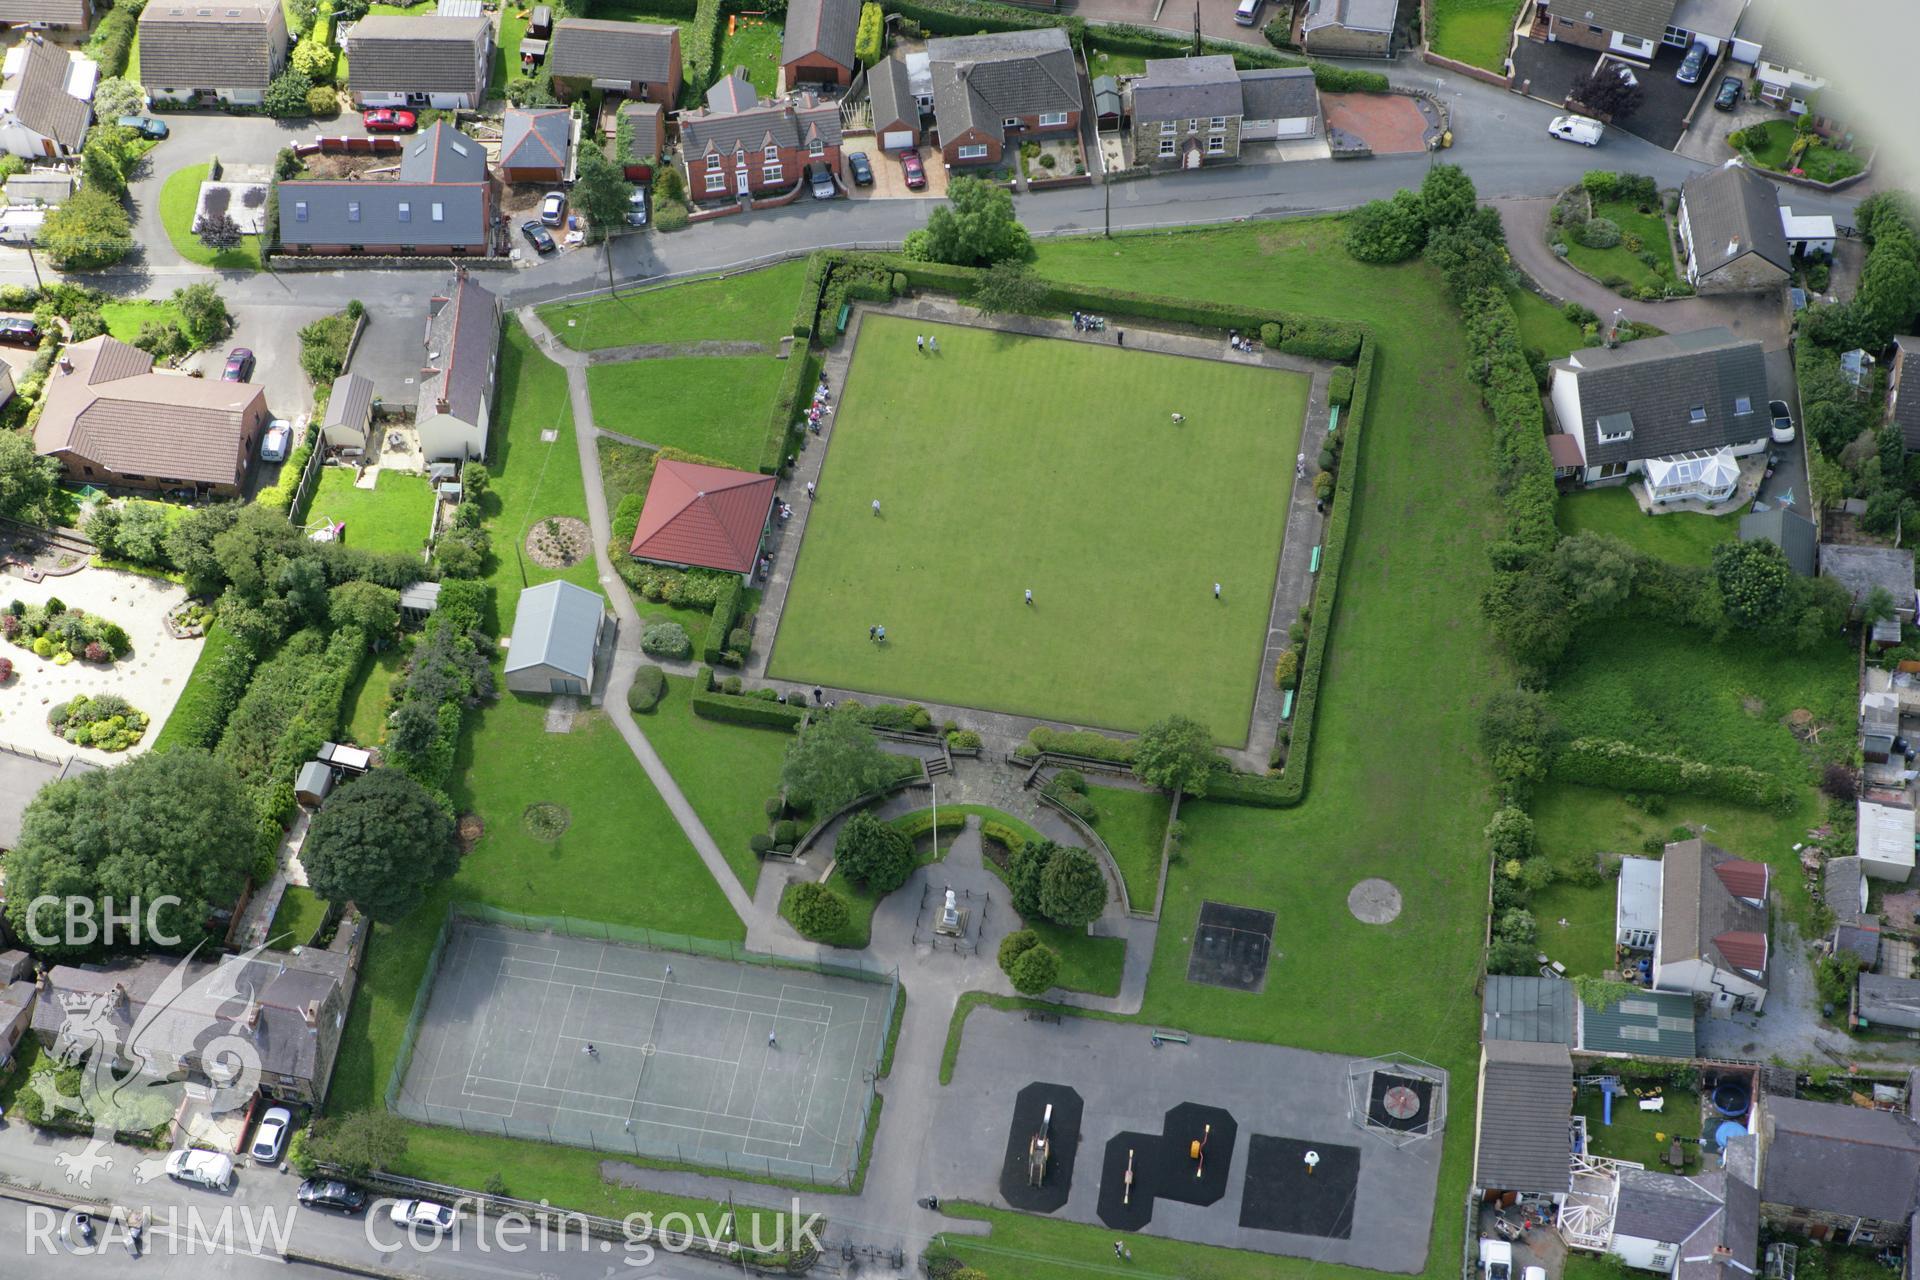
[627, 458, 778, 577]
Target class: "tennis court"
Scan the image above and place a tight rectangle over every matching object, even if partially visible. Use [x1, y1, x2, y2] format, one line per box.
[392, 920, 893, 1183]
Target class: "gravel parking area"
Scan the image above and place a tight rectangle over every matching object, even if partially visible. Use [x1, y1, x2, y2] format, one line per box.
[0, 566, 202, 764]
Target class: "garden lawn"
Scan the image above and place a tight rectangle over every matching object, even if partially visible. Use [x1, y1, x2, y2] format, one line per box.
[929, 220, 1504, 1280]
[769, 314, 1308, 742]
[586, 355, 785, 470]
[1508, 288, 1587, 361]
[267, 886, 329, 949]
[342, 645, 406, 746]
[100, 300, 185, 345]
[1084, 43, 1148, 76]
[538, 260, 807, 351]
[1549, 621, 1853, 781]
[1429, 0, 1519, 73]
[1738, 119, 1866, 184]
[717, 14, 783, 97]
[307, 467, 434, 557]
[1556, 486, 1739, 565]
[158, 164, 263, 271]
[1574, 1083, 1704, 1172]
[1084, 785, 1169, 911]
[640, 675, 793, 893]
[491, 2, 532, 94]
[1561, 197, 1680, 294]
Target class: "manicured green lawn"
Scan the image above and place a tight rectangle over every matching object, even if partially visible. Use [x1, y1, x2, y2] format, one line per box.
[1085, 43, 1148, 76]
[157, 164, 263, 271]
[267, 886, 330, 949]
[929, 220, 1502, 1280]
[1575, 1083, 1704, 1171]
[307, 467, 433, 557]
[769, 314, 1307, 743]
[342, 645, 406, 747]
[1084, 785, 1169, 911]
[1556, 485, 1740, 565]
[717, 13, 783, 98]
[1430, 0, 1519, 72]
[540, 261, 808, 351]
[639, 675, 793, 893]
[1549, 622, 1853, 782]
[491, 2, 532, 94]
[1508, 288, 1587, 361]
[586, 355, 785, 469]
[1737, 119, 1866, 184]
[1561, 197, 1680, 293]
[100, 300, 185, 345]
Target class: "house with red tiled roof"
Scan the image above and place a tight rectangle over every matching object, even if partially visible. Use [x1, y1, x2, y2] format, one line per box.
[628, 458, 776, 577]
[1653, 838, 1770, 1013]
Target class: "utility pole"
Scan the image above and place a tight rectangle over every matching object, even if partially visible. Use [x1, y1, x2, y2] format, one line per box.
[9, 235, 41, 289]
[1192, 2, 1201, 53]
[1104, 173, 1111, 239]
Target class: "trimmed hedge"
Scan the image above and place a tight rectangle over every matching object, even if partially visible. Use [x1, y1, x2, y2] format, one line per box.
[1327, 366, 1353, 408]
[848, 700, 935, 732]
[151, 622, 258, 752]
[981, 819, 1029, 852]
[762, 346, 820, 475]
[1461, 286, 1556, 555]
[686, 0, 727, 100]
[1203, 770, 1294, 807]
[691, 690, 806, 730]
[1025, 726, 1137, 764]
[1549, 739, 1791, 810]
[793, 255, 828, 339]
[627, 665, 667, 712]
[704, 578, 742, 665]
[886, 0, 1079, 38]
[892, 808, 967, 842]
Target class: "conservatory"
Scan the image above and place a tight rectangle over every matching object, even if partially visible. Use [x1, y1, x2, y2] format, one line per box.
[1644, 449, 1739, 505]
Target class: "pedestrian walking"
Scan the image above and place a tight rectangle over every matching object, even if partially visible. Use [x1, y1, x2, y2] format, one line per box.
[869, 625, 878, 643]
[1117, 330, 1125, 347]
[1024, 588, 1033, 606]
[876, 624, 886, 642]
[806, 481, 816, 500]
[916, 334, 925, 353]
[768, 1031, 777, 1048]
[1113, 1242, 1126, 1260]
[872, 498, 882, 516]
[929, 335, 940, 355]
[1296, 451, 1307, 479]
[1214, 582, 1222, 600]
[1171, 412, 1185, 423]
[583, 1044, 597, 1057]
[813, 686, 824, 703]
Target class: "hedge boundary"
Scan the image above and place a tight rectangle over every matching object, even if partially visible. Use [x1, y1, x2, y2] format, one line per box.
[1548, 738, 1792, 810]
[691, 690, 808, 730]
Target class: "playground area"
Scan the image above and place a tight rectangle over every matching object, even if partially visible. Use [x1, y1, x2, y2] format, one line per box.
[391, 919, 895, 1184]
[935, 1009, 1447, 1269]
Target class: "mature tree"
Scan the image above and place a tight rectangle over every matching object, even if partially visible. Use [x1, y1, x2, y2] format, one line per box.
[1853, 221, 1920, 346]
[1864, 585, 1899, 624]
[571, 145, 632, 242]
[971, 259, 1048, 315]
[302, 769, 458, 921]
[998, 928, 1042, 970]
[1485, 806, 1537, 864]
[1038, 846, 1106, 927]
[92, 77, 147, 121]
[1481, 569, 1574, 668]
[290, 37, 335, 84]
[1569, 64, 1644, 119]
[1424, 218, 1511, 303]
[1479, 687, 1554, 788]
[172, 282, 233, 349]
[307, 1111, 408, 1178]
[1007, 941, 1060, 995]
[329, 580, 400, 648]
[780, 708, 897, 815]
[166, 502, 244, 597]
[79, 123, 139, 199]
[40, 186, 133, 270]
[785, 882, 850, 940]
[1005, 838, 1056, 919]
[277, 555, 331, 627]
[112, 501, 174, 566]
[2, 750, 256, 959]
[920, 176, 1030, 267]
[263, 68, 315, 118]
[1553, 529, 1637, 621]
[1343, 189, 1426, 264]
[1131, 714, 1217, 798]
[1418, 164, 1478, 232]
[0, 431, 60, 523]
[196, 211, 244, 253]
[834, 809, 915, 893]
[1712, 539, 1791, 630]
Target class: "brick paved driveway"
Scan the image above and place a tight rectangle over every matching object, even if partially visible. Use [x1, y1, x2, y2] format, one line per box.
[1321, 93, 1430, 154]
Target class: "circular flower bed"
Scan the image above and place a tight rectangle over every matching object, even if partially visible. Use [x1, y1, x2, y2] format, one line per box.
[525, 517, 590, 569]
[48, 694, 150, 752]
[4, 599, 131, 665]
[522, 803, 571, 842]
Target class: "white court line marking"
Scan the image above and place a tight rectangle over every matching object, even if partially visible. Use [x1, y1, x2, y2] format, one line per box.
[483, 942, 562, 1117]
[492, 958, 834, 1016]
[409, 927, 470, 1103]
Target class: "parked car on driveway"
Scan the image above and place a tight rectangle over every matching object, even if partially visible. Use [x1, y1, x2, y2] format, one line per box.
[362, 108, 416, 133]
[165, 1150, 234, 1191]
[390, 1199, 456, 1233]
[115, 115, 168, 140]
[221, 348, 254, 382]
[250, 1106, 292, 1163]
[848, 152, 873, 187]
[1547, 115, 1604, 146]
[540, 192, 567, 226]
[1233, 0, 1260, 24]
[520, 220, 556, 254]
[260, 420, 293, 463]
[1770, 399, 1795, 443]
[298, 1180, 368, 1214]
[1713, 75, 1742, 111]
[625, 188, 648, 226]
[898, 148, 926, 190]
[1676, 42, 1709, 84]
[0, 317, 40, 346]
[808, 163, 836, 200]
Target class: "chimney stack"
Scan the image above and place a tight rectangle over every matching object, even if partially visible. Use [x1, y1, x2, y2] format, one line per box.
[436, 396, 451, 415]
[302, 1000, 319, 1031]
[243, 1001, 261, 1033]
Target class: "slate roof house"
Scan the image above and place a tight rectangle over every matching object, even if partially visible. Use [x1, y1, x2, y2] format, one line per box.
[1472, 1039, 1572, 1199]
[547, 18, 681, 105]
[415, 270, 499, 462]
[868, 53, 921, 150]
[33, 336, 269, 497]
[139, 1, 289, 107]
[1651, 838, 1769, 1013]
[1237, 66, 1320, 141]
[926, 28, 1079, 170]
[1729, 0, 1826, 106]
[1534, 0, 1675, 60]
[629, 458, 776, 576]
[504, 580, 612, 697]
[1678, 163, 1793, 294]
[1129, 56, 1242, 171]
[1755, 1094, 1920, 1244]
[0, 0, 92, 30]
[31, 941, 360, 1105]
[1608, 1159, 1760, 1277]
[0, 34, 92, 160]
[277, 122, 494, 257]
[1546, 327, 1771, 501]
[346, 14, 493, 109]
[782, 0, 859, 87]
[1888, 336, 1920, 452]
[499, 107, 573, 184]
[678, 72, 842, 202]
[1299, 0, 1397, 58]
[1737, 505, 1816, 577]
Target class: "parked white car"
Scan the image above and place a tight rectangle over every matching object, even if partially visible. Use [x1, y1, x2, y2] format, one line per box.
[165, 1149, 234, 1190]
[250, 1106, 292, 1163]
[260, 420, 293, 463]
[1547, 115, 1604, 146]
[390, 1199, 456, 1233]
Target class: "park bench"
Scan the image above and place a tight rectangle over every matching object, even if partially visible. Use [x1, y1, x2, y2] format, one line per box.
[1024, 1009, 1062, 1024]
[836, 303, 851, 333]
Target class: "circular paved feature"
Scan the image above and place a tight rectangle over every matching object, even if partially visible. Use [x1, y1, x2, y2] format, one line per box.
[1347, 878, 1402, 924]
[1381, 1085, 1421, 1120]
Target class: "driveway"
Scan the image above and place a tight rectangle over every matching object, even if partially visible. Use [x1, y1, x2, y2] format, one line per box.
[842, 140, 947, 200]
[1496, 197, 1791, 350]
[1320, 92, 1436, 154]
[1510, 39, 1709, 150]
[1675, 80, 1767, 165]
[194, 301, 344, 421]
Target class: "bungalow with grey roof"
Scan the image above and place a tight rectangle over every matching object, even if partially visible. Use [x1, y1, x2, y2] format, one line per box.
[1678, 163, 1793, 294]
[926, 28, 1079, 170]
[1299, 0, 1397, 58]
[346, 13, 493, 109]
[139, 0, 289, 106]
[1756, 1093, 1920, 1244]
[547, 18, 680, 105]
[1534, 0, 1674, 60]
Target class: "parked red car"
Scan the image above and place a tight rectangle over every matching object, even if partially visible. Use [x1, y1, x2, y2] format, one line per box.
[898, 149, 926, 191]
[363, 108, 417, 134]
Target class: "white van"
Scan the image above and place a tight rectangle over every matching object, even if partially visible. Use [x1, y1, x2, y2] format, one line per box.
[165, 1149, 234, 1190]
[1234, 0, 1261, 24]
[1547, 115, 1604, 146]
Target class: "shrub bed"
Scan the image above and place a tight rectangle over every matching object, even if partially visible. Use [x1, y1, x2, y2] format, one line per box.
[1021, 726, 1137, 764]
[891, 809, 967, 843]
[382, 580, 493, 796]
[48, 694, 149, 751]
[4, 599, 131, 664]
[846, 700, 936, 732]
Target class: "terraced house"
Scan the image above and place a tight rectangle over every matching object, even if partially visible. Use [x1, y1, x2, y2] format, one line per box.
[277, 121, 494, 256]
[346, 13, 493, 110]
[678, 71, 842, 201]
[926, 28, 1079, 169]
[138, 1, 289, 107]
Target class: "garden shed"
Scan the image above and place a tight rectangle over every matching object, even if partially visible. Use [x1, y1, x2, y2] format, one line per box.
[321, 372, 374, 452]
[295, 760, 334, 807]
[1857, 799, 1916, 882]
[503, 580, 611, 697]
[399, 580, 441, 625]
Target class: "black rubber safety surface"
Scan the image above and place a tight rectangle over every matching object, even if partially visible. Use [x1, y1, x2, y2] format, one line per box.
[999, 1082, 1084, 1213]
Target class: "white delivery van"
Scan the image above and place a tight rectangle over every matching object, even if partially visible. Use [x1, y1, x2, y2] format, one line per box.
[1547, 115, 1604, 146]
